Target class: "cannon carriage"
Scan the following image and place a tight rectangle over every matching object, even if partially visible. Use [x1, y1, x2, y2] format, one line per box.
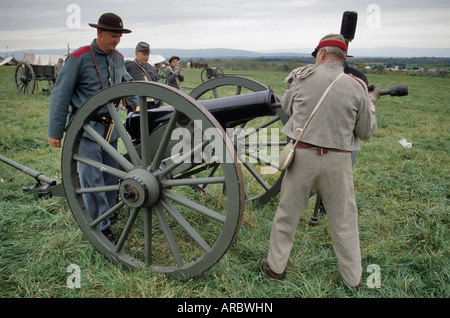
[1, 74, 407, 279]
[65, 77, 289, 279]
[200, 66, 254, 83]
[200, 67, 224, 82]
[2, 75, 289, 280]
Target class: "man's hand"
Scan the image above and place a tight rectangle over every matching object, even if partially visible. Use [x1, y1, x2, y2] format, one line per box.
[48, 137, 61, 148]
[368, 85, 380, 104]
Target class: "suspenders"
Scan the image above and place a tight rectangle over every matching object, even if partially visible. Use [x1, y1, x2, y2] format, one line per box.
[90, 45, 116, 144]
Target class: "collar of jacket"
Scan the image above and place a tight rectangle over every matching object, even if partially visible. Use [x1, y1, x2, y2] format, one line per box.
[318, 60, 344, 71]
[90, 39, 124, 58]
[91, 39, 112, 56]
[133, 58, 147, 68]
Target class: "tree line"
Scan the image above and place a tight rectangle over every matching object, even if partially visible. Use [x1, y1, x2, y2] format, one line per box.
[180, 56, 450, 77]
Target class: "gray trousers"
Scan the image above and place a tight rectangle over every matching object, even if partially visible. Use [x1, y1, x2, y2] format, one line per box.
[267, 148, 362, 287]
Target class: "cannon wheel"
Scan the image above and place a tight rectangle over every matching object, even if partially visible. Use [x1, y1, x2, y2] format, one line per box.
[156, 67, 166, 83]
[201, 67, 225, 82]
[189, 76, 289, 204]
[14, 62, 36, 94]
[61, 81, 244, 280]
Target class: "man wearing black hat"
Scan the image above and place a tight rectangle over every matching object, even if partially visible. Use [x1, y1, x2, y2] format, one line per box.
[125, 41, 162, 109]
[47, 13, 136, 243]
[261, 34, 378, 288]
[165, 56, 184, 90]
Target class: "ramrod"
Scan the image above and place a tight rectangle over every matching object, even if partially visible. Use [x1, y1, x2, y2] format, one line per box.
[124, 89, 278, 141]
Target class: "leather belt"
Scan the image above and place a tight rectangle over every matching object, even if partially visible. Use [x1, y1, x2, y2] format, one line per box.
[70, 110, 111, 125]
[92, 114, 112, 124]
[295, 141, 350, 156]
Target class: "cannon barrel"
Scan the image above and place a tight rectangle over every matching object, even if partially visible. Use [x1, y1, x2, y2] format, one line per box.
[125, 89, 277, 140]
[379, 84, 409, 97]
[0, 154, 56, 186]
[0, 154, 65, 197]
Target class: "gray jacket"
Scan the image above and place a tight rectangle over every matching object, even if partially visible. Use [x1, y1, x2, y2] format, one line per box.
[165, 66, 184, 89]
[281, 61, 377, 151]
[125, 59, 159, 82]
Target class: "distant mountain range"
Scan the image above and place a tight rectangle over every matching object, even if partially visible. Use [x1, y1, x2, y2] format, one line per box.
[2, 47, 450, 62]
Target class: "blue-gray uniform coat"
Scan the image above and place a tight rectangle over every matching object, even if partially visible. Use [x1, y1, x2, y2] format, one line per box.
[47, 39, 136, 142]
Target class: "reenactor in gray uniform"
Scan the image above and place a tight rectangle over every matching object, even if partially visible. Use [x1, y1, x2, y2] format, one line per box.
[125, 41, 163, 109]
[261, 34, 378, 289]
[165, 56, 184, 90]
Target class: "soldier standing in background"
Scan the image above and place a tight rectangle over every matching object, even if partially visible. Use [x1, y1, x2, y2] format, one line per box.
[165, 56, 184, 90]
[125, 41, 163, 109]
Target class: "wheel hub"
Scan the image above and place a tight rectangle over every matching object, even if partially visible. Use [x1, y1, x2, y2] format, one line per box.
[119, 168, 161, 208]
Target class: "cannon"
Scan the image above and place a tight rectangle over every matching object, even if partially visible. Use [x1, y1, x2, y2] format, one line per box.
[0, 73, 409, 279]
[125, 87, 277, 139]
[379, 84, 409, 97]
[200, 66, 254, 82]
[201, 67, 224, 82]
[2, 11, 410, 281]
[75, 79, 289, 279]
[1, 75, 289, 280]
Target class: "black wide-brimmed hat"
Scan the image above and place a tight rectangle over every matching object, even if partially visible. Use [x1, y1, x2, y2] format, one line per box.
[89, 13, 131, 34]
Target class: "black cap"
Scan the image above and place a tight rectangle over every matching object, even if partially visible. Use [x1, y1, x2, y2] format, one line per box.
[136, 41, 150, 53]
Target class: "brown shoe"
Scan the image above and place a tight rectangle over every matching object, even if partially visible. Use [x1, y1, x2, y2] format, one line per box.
[260, 258, 284, 280]
[352, 276, 363, 290]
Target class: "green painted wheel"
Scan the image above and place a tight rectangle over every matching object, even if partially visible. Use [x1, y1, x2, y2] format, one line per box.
[190, 76, 289, 204]
[62, 81, 244, 280]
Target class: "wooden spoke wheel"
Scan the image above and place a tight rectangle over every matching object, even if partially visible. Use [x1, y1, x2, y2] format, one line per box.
[15, 62, 36, 94]
[189, 76, 289, 203]
[61, 81, 244, 279]
[156, 68, 166, 83]
[201, 67, 225, 82]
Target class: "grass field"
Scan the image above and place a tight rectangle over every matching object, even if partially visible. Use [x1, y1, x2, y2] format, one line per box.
[0, 65, 448, 299]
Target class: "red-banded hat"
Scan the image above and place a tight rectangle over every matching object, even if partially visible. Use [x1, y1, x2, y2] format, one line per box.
[311, 34, 347, 57]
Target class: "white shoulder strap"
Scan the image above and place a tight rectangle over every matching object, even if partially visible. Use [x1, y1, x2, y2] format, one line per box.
[292, 72, 345, 144]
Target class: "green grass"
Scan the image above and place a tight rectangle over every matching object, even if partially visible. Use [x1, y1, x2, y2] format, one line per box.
[0, 65, 448, 298]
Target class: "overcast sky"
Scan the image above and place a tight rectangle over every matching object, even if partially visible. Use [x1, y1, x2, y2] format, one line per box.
[1, 0, 450, 56]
